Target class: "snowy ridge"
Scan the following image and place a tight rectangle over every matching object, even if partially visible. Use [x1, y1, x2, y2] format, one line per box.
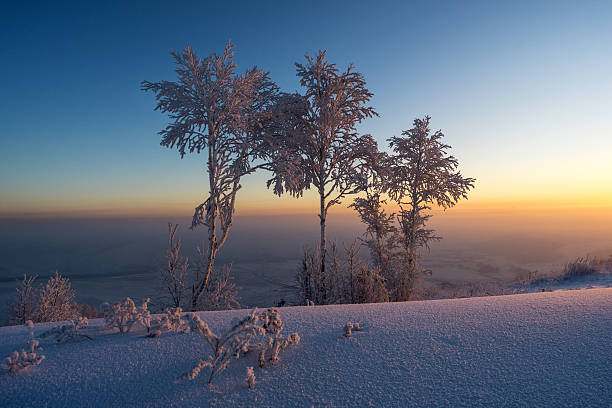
[1, 288, 611, 407]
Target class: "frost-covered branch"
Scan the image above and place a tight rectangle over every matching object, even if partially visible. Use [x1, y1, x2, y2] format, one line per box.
[104, 298, 151, 333]
[180, 308, 299, 384]
[160, 223, 189, 309]
[147, 307, 190, 338]
[192, 248, 240, 311]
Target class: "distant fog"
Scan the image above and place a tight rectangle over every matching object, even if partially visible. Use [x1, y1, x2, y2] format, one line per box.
[1, 210, 611, 320]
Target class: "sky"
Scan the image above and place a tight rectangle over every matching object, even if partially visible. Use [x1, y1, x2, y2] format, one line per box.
[1, 0, 611, 217]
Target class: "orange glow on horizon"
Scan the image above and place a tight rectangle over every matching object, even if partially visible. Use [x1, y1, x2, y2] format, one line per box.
[2, 192, 611, 219]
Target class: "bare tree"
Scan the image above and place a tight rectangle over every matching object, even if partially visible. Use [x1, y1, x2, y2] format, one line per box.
[343, 240, 364, 304]
[142, 42, 278, 310]
[265, 51, 377, 302]
[295, 247, 317, 305]
[8, 275, 38, 325]
[385, 116, 475, 299]
[160, 223, 188, 309]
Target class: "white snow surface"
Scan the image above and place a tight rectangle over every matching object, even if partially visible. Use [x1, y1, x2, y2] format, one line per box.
[1, 288, 610, 407]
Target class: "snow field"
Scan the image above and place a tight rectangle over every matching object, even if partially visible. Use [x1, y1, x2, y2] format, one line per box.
[0, 288, 610, 407]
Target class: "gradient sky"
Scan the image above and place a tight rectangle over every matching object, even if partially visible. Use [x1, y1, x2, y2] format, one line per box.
[1, 0, 611, 217]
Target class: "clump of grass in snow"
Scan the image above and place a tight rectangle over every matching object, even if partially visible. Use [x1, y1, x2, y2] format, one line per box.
[560, 256, 603, 280]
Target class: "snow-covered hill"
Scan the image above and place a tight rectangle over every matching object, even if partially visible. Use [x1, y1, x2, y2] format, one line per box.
[1, 289, 611, 407]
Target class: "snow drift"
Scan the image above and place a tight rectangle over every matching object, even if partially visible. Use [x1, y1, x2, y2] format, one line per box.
[1, 288, 610, 407]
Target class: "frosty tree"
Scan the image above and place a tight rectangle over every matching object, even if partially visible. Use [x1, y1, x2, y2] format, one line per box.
[265, 51, 377, 302]
[37, 271, 79, 322]
[349, 150, 396, 284]
[160, 223, 188, 309]
[142, 42, 278, 310]
[8, 275, 38, 325]
[385, 116, 475, 299]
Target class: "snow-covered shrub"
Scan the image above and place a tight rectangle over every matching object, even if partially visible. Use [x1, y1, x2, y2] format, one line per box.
[258, 332, 301, 368]
[180, 310, 265, 384]
[513, 270, 539, 293]
[561, 256, 600, 279]
[354, 268, 389, 304]
[180, 308, 299, 384]
[4, 340, 45, 373]
[38, 317, 92, 343]
[296, 247, 318, 305]
[193, 249, 241, 311]
[8, 272, 86, 325]
[37, 271, 80, 323]
[350, 193, 397, 286]
[295, 240, 396, 306]
[343, 322, 361, 338]
[4, 321, 45, 373]
[245, 366, 255, 389]
[74, 315, 89, 329]
[147, 307, 190, 338]
[8, 275, 38, 325]
[160, 223, 189, 309]
[104, 298, 151, 333]
[295, 243, 355, 306]
[256, 308, 300, 368]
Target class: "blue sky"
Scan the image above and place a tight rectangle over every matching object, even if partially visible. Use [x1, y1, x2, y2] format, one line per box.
[1, 1, 611, 216]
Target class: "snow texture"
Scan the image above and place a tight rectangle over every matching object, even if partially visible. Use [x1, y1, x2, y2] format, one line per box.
[0, 288, 610, 407]
[38, 317, 92, 343]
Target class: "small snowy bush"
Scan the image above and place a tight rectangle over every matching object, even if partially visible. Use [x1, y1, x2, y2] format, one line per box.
[4, 321, 45, 373]
[256, 309, 301, 368]
[193, 255, 241, 312]
[245, 366, 255, 389]
[343, 322, 361, 338]
[8, 272, 81, 325]
[39, 317, 91, 343]
[104, 298, 151, 333]
[180, 308, 299, 384]
[147, 307, 190, 338]
[561, 256, 600, 279]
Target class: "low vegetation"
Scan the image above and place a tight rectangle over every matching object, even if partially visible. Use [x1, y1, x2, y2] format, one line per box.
[3, 321, 45, 374]
[180, 308, 299, 384]
[103, 297, 151, 334]
[7, 271, 98, 326]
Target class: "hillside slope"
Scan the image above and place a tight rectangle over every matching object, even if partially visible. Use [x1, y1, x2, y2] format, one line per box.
[1, 289, 611, 407]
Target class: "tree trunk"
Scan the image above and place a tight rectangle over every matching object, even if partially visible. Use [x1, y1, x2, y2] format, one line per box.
[192, 141, 218, 311]
[192, 222, 217, 311]
[319, 188, 327, 304]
